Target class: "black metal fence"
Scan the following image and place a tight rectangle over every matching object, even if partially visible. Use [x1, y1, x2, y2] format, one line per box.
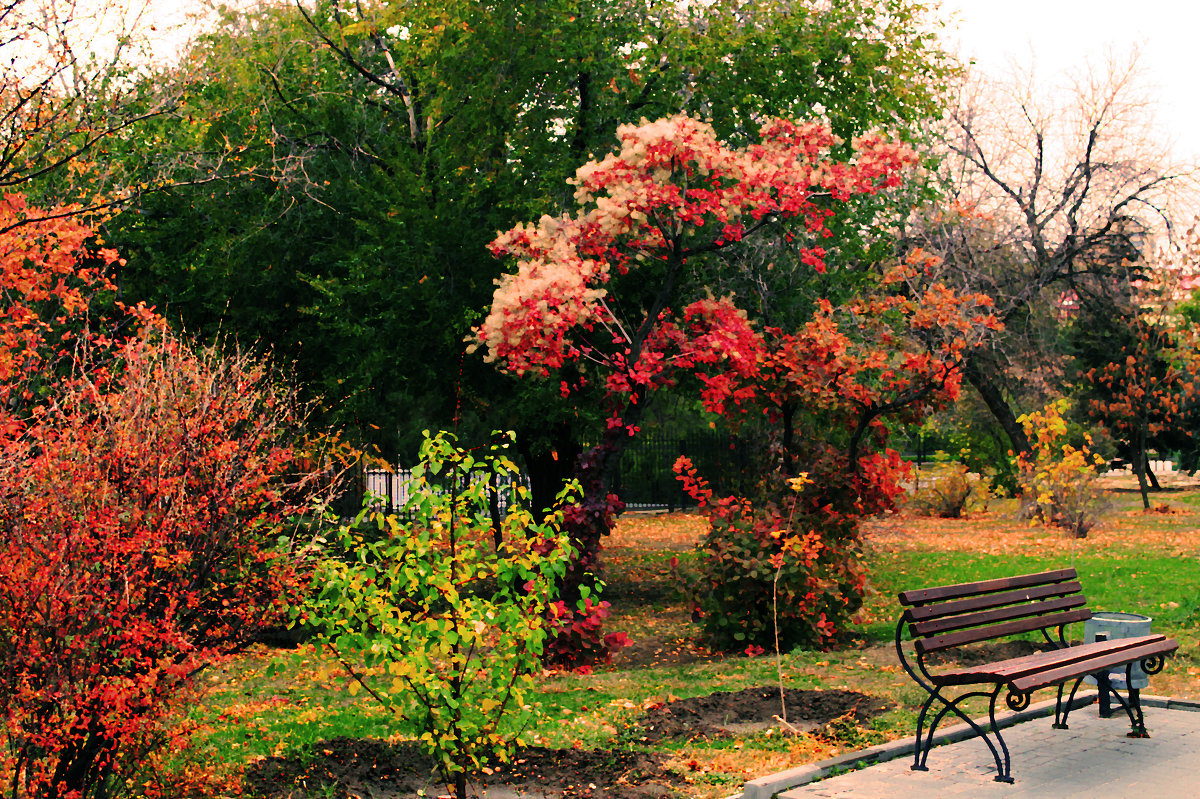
[611, 431, 753, 511]
[893, 430, 959, 466]
[331, 431, 754, 517]
[329, 464, 530, 520]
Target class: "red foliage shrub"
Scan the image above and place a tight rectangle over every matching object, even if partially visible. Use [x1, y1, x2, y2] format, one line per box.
[673, 257, 997, 651]
[675, 458, 867, 650]
[0, 197, 323, 799]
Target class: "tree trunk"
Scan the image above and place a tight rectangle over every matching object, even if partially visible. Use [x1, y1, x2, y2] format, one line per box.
[545, 399, 646, 666]
[964, 355, 1031, 457]
[45, 726, 111, 799]
[487, 468, 502, 549]
[1132, 419, 1152, 509]
[1147, 450, 1162, 491]
[517, 422, 582, 517]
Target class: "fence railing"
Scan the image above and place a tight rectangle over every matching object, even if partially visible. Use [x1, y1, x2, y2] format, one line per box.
[330, 464, 531, 519]
[330, 431, 753, 517]
[611, 431, 752, 511]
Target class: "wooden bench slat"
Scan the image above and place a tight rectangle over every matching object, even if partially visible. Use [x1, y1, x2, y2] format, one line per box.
[915, 608, 1091, 655]
[1010, 638, 1179, 693]
[898, 568, 1077, 606]
[904, 581, 1084, 622]
[932, 634, 1170, 685]
[910, 595, 1088, 637]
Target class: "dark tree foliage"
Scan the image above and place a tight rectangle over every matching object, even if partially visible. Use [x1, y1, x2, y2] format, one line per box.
[103, 0, 952, 481]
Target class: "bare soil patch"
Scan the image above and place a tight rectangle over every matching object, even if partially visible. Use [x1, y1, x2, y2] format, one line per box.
[634, 686, 891, 743]
[925, 639, 1054, 667]
[241, 687, 890, 798]
[244, 737, 683, 798]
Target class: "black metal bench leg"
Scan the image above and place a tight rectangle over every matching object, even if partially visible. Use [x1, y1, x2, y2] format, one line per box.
[986, 687, 1014, 783]
[1097, 669, 1113, 718]
[1094, 664, 1150, 738]
[911, 686, 1012, 782]
[913, 688, 969, 772]
[1054, 676, 1086, 729]
[1123, 653, 1167, 738]
[911, 689, 939, 772]
[1127, 687, 1149, 738]
[1124, 661, 1148, 738]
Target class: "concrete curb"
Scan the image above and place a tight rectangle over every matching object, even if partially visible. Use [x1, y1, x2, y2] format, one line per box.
[736, 691, 1102, 799]
[1142, 694, 1200, 711]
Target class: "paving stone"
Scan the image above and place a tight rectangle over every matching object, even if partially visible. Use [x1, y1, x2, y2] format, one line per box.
[774, 702, 1198, 798]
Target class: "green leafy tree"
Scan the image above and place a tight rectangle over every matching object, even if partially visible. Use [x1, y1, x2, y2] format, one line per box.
[300, 431, 577, 799]
[104, 0, 953, 479]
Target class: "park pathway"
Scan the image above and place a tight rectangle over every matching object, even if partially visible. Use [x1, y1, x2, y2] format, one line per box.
[751, 696, 1200, 798]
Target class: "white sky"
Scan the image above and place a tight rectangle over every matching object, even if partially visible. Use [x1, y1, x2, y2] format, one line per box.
[938, 0, 1200, 162]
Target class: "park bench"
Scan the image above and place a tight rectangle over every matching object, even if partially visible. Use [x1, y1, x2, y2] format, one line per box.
[895, 567, 1178, 783]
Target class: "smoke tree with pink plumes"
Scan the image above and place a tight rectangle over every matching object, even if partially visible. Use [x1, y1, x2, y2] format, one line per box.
[473, 114, 998, 661]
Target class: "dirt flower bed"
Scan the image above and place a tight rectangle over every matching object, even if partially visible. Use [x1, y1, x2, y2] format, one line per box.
[245, 738, 683, 798]
[634, 687, 891, 742]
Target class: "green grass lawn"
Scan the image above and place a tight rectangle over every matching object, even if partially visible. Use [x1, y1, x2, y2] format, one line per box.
[189, 482, 1200, 797]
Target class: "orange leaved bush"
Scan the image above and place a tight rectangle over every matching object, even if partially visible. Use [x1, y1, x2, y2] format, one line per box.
[0, 196, 323, 798]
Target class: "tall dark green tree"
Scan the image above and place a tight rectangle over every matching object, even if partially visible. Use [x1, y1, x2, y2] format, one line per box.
[104, 0, 953, 486]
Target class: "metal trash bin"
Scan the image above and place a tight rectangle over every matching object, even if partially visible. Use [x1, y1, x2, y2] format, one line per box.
[1084, 611, 1153, 689]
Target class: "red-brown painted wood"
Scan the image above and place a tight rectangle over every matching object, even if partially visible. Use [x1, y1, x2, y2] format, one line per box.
[904, 581, 1083, 623]
[898, 568, 1077, 606]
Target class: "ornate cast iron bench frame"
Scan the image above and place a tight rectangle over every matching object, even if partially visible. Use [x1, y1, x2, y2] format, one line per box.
[895, 568, 1178, 783]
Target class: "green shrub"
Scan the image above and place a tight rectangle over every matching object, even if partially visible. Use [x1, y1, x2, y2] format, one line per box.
[298, 431, 577, 799]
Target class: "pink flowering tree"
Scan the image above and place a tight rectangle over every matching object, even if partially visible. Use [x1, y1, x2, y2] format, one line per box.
[471, 115, 936, 662]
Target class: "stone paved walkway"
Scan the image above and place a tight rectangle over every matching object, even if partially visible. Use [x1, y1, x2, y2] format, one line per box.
[778, 700, 1200, 798]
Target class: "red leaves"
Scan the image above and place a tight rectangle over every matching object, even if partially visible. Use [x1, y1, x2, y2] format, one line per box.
[543, 597, 629, 667]
[1084, 316, 1200, 443]
[472, 115, 1000, 660]
[0, 197, 323, 796]
[473, 115, 917, 389]
[673, 456, 714, 506]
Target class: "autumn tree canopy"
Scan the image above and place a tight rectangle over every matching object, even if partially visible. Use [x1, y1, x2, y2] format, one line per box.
[910, 54, 1196, 463]
[476, 114, 997, 653]
[103, 0, 954, 467]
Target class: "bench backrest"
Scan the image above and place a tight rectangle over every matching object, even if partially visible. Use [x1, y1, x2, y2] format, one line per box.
[898, 568, 1090, 657]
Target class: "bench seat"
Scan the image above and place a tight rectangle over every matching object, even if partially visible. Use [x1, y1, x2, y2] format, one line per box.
[932, 633, 1178, 691]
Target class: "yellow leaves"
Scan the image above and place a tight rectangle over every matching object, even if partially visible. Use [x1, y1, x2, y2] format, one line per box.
[1016, 399, 1104, 535]
[787, 473, 811, 492]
